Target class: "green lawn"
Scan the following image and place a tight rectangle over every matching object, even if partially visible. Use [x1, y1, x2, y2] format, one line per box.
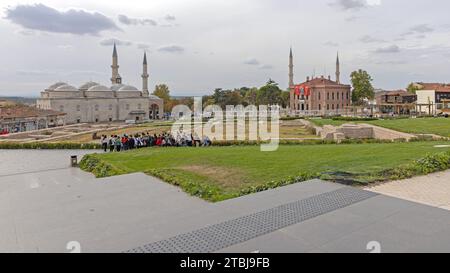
[309, 118, 450, 137]
[82, 142, 450, 201]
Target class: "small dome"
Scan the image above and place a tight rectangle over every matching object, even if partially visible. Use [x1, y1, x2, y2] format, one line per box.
[79, 81, 100, 90]
[119, 85, 139, 92]
[87, 85, 110, 92]
[148, 95, 162, 100]
[111, 84, 125, 91]
[47, 82, 67, 90]
[54, 84, 78, 91]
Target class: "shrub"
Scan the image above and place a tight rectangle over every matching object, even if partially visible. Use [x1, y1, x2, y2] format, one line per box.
[332, 117, 379, 122]
[0, 142, 102, 150]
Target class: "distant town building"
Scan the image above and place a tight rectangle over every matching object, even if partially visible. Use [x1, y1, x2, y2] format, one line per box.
[0, 101, 66, 134]
[414, 82, 450, 115]
[37, 44, 164, 124]
[375, 90, 417, 115]
[289, 49, 351, 114]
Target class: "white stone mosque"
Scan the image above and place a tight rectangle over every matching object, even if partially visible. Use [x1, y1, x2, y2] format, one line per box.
[37, 44, 164, 124]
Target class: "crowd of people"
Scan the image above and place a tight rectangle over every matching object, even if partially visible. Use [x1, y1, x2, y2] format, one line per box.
[100, 132, 212, 152]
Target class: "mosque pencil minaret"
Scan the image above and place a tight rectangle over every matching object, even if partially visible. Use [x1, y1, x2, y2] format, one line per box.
[142, 52, 149, 96]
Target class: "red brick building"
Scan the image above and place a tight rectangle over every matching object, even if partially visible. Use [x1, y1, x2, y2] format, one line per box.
[288, 49, 351, 114]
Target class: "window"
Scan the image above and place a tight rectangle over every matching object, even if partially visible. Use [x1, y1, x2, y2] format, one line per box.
[332, 104, 335, 110]
[126, 104, 130, 110]
[342, 92, 344, 100]
[109, 104, 113, 111]
[95, 105, 99, 111]
[327, 104, 329, 110]
[138, 104, 142, 110]
[337, 92, 339, 100]
[76, 105, 81, 112]
[332, 93, 335, 100]
[318, 92, 321, 100]
[59, 105, 64, 112]
[319, 104, 321, 110]
[327, 92, 330, 100]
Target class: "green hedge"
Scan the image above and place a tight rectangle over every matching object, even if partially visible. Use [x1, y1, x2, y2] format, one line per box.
[332, 117, 379, 122]
[0, 142, 102, 150]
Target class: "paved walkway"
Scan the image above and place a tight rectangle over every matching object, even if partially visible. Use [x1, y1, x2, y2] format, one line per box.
[1, 150, 450, 253]
[366, 170, 450, 211]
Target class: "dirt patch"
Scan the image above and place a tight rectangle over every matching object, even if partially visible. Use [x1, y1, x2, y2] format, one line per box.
[178, 165, 249, 189]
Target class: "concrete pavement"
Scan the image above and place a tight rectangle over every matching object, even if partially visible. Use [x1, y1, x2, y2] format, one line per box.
[1, 150, 450, 253]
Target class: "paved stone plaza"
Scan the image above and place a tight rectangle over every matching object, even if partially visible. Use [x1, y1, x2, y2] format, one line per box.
[1, 150, 450, 253]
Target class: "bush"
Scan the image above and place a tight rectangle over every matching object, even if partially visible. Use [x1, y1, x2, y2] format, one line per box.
[79, 154, 124, 178]
[332, 117, 379, 122]
[0, 142, 102, 150]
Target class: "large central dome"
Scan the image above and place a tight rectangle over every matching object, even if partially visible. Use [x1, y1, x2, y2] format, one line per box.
[118, 85, 139, 92]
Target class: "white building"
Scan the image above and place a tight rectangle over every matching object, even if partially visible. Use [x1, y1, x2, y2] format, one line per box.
[37, 44, 164, 124]
[414, 83, 450, 115]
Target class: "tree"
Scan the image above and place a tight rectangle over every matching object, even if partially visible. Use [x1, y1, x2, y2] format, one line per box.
[257, 79, 283, 105]
[406, 83, 420, 94]
[350, 69, 374, 105]
[152, 84, 171, 112]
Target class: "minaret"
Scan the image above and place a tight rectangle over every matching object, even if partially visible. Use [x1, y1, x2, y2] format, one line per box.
[336, 52, 341, 84]
[289, 47, 294, 88]
[142, 52, 149, 95]
[111, 43, 122, 84]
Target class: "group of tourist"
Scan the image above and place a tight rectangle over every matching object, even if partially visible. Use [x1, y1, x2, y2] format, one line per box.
[100, 132, 212, 152]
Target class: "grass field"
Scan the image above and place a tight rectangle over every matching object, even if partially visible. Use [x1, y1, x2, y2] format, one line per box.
[82, 141, 450, 201]
[309, 117, 450, 137]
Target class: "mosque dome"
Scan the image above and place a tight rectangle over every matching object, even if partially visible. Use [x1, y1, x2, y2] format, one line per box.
[79, 82, 100, 90]
[118, 85, 139, 92]
[111, 84, 125, 91]
[54, 84, 78, 92]
[87, 85, 110, 92]
[47, 82, 68, 90]
[148, 95, 161, 100]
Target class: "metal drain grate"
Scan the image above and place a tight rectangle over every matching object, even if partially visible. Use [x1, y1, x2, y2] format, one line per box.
[125, 187, 378, 253]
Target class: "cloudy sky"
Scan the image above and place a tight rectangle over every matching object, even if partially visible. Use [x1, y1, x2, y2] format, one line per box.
[1, 0, 450, 97]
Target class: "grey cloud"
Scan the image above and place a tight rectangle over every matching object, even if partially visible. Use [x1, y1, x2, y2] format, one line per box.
[15, 29, 36, 36]
[165, 15, 176, 21]
[410, 24, 434, 33]
[137, 43, 151, 50]
[5, 4, 119, 35]
[324, 41, 339, 47]
[158, 45, 185, 53]
[118, 14, 157, 26]
[374, 45, 400, 54]
[243, 58, 260, 65]
[329, 0, 368, 11]
[100, 38, 133, 46]
[360, 35, 385, 43]
[259, 64, 274, 70]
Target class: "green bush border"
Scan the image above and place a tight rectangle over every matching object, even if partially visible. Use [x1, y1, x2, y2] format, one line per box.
[0, 142, 102, 150]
